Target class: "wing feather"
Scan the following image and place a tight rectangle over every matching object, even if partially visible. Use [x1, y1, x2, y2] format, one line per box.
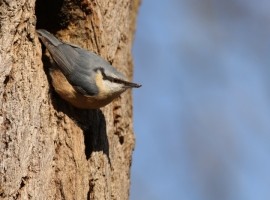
[37, 29, 98, 96]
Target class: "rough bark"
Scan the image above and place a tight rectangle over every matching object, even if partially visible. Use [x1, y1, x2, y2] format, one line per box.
[0, 0, 140, 199]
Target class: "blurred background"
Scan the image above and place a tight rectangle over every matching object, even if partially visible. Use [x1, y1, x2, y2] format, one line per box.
[131, 0, 270, 200]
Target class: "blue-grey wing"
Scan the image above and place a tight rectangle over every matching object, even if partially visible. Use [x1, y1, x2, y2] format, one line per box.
[37, 29, 99, 96]
[48, 44, 99, 96]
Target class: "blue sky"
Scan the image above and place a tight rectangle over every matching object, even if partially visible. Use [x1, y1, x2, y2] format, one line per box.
[131, 1, 270, 200]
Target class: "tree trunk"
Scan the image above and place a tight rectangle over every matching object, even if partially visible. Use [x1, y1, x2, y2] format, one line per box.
[0, 0, 140, 199]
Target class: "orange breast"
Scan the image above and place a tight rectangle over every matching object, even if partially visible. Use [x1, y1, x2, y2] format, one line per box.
[49, 69, 121, 109]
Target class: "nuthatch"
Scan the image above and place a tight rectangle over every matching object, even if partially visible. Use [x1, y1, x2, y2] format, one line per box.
[37, 29, 141, 109]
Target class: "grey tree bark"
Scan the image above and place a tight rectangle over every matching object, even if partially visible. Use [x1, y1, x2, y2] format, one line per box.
[0, 0, 140, 199]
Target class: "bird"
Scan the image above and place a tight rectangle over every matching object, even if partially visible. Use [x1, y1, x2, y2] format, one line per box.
[37, 29, 141, 109]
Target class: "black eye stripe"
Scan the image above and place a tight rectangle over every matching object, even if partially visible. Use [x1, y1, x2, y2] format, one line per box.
[94, 67, 141, 88]
[94, 67, 103, 73]
[94, 67, 121, 83]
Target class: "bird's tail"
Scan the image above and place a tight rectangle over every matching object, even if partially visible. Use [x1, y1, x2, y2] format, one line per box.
[37, 29, 62, 47]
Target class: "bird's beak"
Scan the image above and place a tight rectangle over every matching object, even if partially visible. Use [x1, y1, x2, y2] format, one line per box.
[124, 81, 142, 88]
